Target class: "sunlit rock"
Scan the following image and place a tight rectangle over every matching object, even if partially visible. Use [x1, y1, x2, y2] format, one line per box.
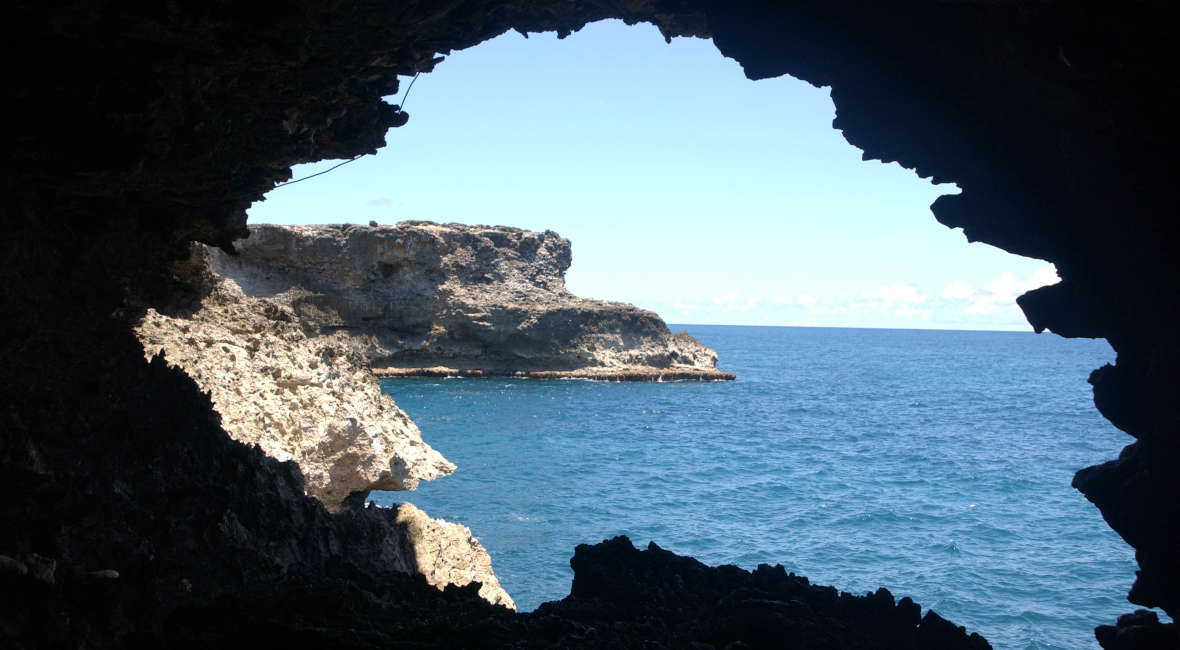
[136, 257, 455, 511]
[210, 222, 732, 381]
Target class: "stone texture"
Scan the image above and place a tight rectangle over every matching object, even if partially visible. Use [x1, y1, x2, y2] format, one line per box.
[6, 1, 1180, 647]
[135, 252, 454, 511]
[209, 223, 731, 380]
[539, 535, 991, 650]
[392, 502, 515, 610]
[134, 256, 516, 607]
[132, 246, 516, 608]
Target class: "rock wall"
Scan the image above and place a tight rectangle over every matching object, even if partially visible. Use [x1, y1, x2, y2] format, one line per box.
[134, 247, 513, 606]
[5, 1, 1179, 648]
[135, 254, 454, 510]
[702, 4, 1180, 636]
[210, 223, 732, 380]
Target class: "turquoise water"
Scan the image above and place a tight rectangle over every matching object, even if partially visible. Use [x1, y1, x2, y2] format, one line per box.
[374, 325, 1154, 649]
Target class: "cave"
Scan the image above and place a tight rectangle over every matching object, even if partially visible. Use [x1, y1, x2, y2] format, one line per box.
[3, 2, 1177, 648]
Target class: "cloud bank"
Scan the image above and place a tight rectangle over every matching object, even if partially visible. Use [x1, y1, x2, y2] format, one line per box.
[645, 266, 1060, 330]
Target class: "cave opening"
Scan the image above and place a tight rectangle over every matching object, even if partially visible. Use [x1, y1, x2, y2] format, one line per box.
[252, 19, 1052, 333]
[242, 20, 1156, 648]
[7, 3, 1177, 649]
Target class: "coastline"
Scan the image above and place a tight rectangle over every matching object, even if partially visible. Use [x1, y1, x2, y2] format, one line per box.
[373, 365, 736, 382]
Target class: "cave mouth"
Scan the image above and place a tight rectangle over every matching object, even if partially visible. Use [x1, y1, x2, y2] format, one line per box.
[8, 3, 1177, 648]
[247, 20, 1155, 648]
[252, 20, 1054, 333]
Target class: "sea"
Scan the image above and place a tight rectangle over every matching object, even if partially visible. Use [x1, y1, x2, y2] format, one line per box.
[372, 325, 1161, 649]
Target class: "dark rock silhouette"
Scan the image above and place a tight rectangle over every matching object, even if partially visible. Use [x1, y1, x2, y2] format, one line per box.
[1095, 610, 1178, 650]
[545, 536, 990, 649]
[4, 1, 1178, 647]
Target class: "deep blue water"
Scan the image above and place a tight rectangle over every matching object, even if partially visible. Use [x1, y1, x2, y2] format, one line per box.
[373, 325, 1158, 649]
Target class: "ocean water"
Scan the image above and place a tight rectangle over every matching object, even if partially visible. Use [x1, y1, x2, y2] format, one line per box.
[373, 325, 1156, 649]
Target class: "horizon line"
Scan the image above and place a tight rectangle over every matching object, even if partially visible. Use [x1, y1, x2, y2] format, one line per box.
[666, 322, 1048, 335]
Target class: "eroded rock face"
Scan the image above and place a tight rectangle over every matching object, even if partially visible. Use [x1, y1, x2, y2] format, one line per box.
[134, 256, 520, 606]
[392, 502, 515, 609]
[210, 223, 731, 380]
[135, 256, 454, 511]
[6, 1, 1179, 647]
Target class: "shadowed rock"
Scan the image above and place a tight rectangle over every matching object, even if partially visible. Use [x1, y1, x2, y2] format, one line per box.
[532, 536, 991, 649]
[7, 1, 1179, 646]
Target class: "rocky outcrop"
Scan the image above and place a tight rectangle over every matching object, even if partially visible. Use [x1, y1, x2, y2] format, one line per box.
[135, 250, 514, 606]
[209, 222, 732, 380]
[135, 263, 454, 511]
[538, 536, 991, 649]
[391, 502, 515, 609]
[135, 218, 721, 608]
[1094, 610, 1178, 650]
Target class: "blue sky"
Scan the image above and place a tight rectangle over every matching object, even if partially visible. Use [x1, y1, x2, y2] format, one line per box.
[248, 20, 1057, 331]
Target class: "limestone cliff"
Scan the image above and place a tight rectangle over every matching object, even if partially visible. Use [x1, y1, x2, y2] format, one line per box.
[212, 222, 733, 381]
[136, 270, 454, 511]
[132, 219, 725, 611]
[135, 247, 515, 607]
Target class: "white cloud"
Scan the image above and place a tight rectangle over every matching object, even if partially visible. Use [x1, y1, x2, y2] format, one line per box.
[647, 264, 1059, 328]
[940, 280, 975, 300]
[966, 297, 998, 315]
[737, 297, 761, 313]
[867, 283, 926, 306]
[894, 304, 932, 320]
[1028, 266, 1060, 289]
[961, 266, 1059, 316]
[983, 271, 1025, 302]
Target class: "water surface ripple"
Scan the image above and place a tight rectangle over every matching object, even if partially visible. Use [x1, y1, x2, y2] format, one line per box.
[375, 326, 1155, 649]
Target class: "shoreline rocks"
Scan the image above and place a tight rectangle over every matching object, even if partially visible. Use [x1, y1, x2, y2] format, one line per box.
[136, 274, 455, 512]
[134, 250, 519, 607]
[372, 366, 736, 381]
[391, 502, 515, 609]
[215, 222, 733, 382]
[131, 220, 735, 610]
[135, 277, 514, 607]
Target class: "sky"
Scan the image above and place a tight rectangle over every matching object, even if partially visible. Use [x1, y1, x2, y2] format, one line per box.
[248, 20, 1059, 331]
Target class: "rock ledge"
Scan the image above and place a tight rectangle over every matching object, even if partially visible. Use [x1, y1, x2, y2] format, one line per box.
[219, 222, 733, 381]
